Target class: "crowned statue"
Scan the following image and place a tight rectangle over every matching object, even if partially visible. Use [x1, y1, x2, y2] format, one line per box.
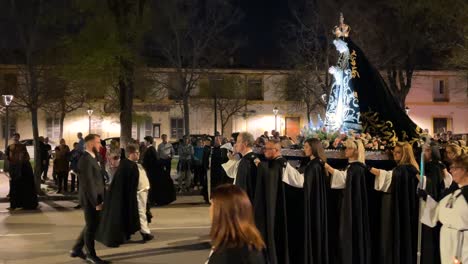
[324, 13, 361, 132]
[324, 13, 421, 145]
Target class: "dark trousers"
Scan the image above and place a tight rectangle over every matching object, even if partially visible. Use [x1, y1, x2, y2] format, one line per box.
[57, 171, 68, 192]
[200, 167, 208, 202]
[73, 205, 100, 257]
[70, 171, 79, 192]
[193, 164, 204, 187]
[41, 160, 49, 181]
[161, 159, 171, 178]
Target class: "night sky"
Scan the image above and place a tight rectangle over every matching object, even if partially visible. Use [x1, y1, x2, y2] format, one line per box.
[234, 0, 294, 68]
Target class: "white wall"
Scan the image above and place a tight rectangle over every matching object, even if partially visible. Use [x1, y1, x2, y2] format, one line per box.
[406, 71, 468, 135]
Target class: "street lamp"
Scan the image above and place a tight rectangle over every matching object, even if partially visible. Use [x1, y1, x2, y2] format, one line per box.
[87, 108, 93, 134]
[273, 106, 279, 132]
[2, 95, 13, 152]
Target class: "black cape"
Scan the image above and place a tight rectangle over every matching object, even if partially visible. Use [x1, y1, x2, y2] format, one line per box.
[9, 160, 38, 210]
[303, 158, 329, 264]
[235, 152, 258, 203]
[96, 158, 140, 247]
[379, 164, 419, 264]
[337, 162, 373, 264]
[344, 38, 421, 144]
[143, 146, 176, 206]
[421, 161, 448, 264]
[207, 246, 267, 264]
[7, 144, 38, 210]
[211, 146, 231, 187]
[254, 157, 290, 264]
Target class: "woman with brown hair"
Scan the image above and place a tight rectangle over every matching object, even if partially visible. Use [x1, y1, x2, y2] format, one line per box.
[301, 138, 329, 264]
[369, 141, 420, 264]
[207, 184, 266, 264]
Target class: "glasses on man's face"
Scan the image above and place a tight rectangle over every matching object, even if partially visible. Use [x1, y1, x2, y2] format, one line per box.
[450, 166, 462, 171]
[264, 148, 275, 151]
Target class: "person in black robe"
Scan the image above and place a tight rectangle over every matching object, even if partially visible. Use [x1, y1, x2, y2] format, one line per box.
[6, 133, 38, 210]
[96, 155, 140, 247]
[370, 141, 420, 264]
[298, 138, 329, 264]
[200, 138, 211, 202]
[210, 136, 230, 189]
[142, 136, 175, 206]
[254, 140, 305, 264]
[223, 132, 258, 203]
[324, 139, 374, 264]
[420, 142, 454, 264]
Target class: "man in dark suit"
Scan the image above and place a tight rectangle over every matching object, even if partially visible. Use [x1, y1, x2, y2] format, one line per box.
[69, 134, 108, 264]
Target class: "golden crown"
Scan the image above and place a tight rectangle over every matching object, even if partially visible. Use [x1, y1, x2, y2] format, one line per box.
[333, 13, 350, 38]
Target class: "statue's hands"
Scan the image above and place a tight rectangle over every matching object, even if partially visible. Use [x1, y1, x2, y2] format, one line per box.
[328, 66, 337, 74]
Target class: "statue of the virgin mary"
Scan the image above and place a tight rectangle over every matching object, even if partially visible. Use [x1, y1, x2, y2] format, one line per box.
[324, 13, 421, 144]
[324, 14, 361, 132]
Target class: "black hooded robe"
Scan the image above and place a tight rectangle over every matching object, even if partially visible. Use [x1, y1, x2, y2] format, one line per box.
[211, 146, 231, 187]
[303, 158, 329, 264]
[7, 144, 38, 210]
[143, 146, 176, 206]
[421, 161, 449, 264]
[235, 152, 258, 203]
[336, 162, 373, 264]
[96, 158, 140, 247]
[255, 157, 301, 264]
[379, 164, 420, 264]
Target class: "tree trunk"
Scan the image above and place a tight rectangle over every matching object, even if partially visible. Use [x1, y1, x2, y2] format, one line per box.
[119, 58, 134, 148]
[31, 108, 42, 194]
[214, 95, 217, 135]
[183, 96, 190, 136]
[59, 105, 66, 139]
[306, 104, 311, 125]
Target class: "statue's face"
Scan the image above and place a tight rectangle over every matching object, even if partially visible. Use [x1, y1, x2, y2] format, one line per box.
[333, 39, 349, 54]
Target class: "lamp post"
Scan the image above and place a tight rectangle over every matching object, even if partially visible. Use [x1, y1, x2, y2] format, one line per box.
[2, 95, 14, 152]
[273, 106, 279, 132]
[87, 108, 93, 134]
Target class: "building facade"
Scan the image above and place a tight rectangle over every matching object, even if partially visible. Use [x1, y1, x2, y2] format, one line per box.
[0, 66, 467, 149]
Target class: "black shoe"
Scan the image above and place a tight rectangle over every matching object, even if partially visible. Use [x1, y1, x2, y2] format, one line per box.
[86, 255, 110, 264]
[141, 232, 154, 242]
[69, 249, 86, 259]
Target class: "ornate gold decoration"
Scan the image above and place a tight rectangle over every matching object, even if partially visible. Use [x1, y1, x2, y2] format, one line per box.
[360, 110, 398, 146]
[333, 13, 351, 38]
[361, 109, 422, 146]
[350, 50, 360, 78]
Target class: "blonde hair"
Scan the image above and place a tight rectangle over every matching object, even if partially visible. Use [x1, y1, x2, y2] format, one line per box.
[446, 143, 463, 157]
[344, 139, 365, 163]
[395, 142, 419, 172]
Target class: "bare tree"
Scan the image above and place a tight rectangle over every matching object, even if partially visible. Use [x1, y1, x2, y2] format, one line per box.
[41, 75, 86, 138]
[278, 1, 336, 123]
[149, 0, 242, 136]
[217, 98, 248, 136]
[0, 0, 69, 192]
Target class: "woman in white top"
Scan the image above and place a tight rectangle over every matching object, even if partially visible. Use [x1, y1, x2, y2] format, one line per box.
[421, 154, 468, 264]
[323, 139, 374, 264]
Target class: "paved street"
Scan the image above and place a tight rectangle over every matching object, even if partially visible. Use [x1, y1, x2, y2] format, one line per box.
[0, 174, 212, 264]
